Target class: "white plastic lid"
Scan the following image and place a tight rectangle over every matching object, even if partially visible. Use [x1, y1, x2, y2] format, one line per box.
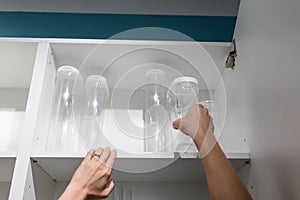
[167, 76, 199, 109]
[57, 65, 79, 74]
[57, 66, 81, 83]
[145, 69, 168, 86]
[171, 76, 198, 87]
[145, 69, 166, 78]
[170, 76, 199, 94]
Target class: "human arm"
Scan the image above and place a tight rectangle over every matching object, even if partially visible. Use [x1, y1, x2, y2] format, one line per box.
[173, 104, 252, 200]
[59, 147, 116, 200]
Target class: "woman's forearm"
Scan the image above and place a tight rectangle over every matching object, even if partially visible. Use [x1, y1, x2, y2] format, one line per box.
[173, 104, 252, 200]
[59, 182, 87, 200]
[195, 138, 252, 200]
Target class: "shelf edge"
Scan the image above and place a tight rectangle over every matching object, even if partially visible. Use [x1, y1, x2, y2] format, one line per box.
[0, 151, 17, 158]
[31, 151, 249, 159]
[0, 37, 232, 47]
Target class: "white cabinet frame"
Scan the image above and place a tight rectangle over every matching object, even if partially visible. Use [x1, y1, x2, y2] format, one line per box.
[9, 42, 50, 200]
[0, 38, 250, 200]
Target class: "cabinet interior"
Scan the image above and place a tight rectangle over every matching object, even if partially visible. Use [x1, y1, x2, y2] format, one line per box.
[23, 40, 250, 200]
[0, 40, 250, 200]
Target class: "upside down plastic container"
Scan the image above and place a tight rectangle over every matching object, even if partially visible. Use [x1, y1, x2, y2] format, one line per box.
[47, 66, 83, 151]
[80, 75, 109, 149]
[144, 69, 171, 152]
[167, 76, 199, 152]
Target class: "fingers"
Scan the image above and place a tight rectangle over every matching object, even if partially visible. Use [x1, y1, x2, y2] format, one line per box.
[94, 148, 104, 160]
[93, 178, 115, 198]
[85, 147, 117, 165]
[172, 118, 182, 130]
[198, 104, 210, 115]
[85, 149, 95, 160]
[106, 149, 117, 168]
[99, 147, 111, 164]
[72, 147, 117, 199]
[198, 103, 204, 108]
[87, 147, 117, 169]
[95, 147, 104, 154]
[101, 179, 115, 198]
[102, 149, 117, 176]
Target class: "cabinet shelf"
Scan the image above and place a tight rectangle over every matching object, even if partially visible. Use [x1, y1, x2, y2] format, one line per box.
[31, 152, 249, 182]
[0, 151, 16, 158]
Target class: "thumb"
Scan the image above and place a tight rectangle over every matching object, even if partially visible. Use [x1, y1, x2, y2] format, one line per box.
[173, 118, 182, 129]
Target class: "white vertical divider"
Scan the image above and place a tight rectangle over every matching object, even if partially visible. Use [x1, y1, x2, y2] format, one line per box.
[9, 42, 50, 200]
[23, 162, 36, 200]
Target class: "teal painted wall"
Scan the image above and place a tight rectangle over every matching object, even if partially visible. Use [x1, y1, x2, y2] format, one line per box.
[0, 12, 236, 42]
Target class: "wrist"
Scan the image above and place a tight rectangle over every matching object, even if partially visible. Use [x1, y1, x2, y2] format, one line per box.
[59, 181, 87, 200]
[193, 133, 204, 150]
[194, 129, 217, 158]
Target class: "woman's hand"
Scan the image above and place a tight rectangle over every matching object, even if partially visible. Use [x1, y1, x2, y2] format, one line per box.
[172, 104, 215, 156]
[59, 147, 117, 200]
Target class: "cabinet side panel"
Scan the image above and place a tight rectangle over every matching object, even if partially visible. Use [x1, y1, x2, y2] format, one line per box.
[229, 0, 300, 199]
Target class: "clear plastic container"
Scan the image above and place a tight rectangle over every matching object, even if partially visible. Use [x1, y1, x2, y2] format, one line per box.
[167, 76, 199, 152]
[47, 66, 83, 151]
[80, 75, 109, 149]
[144, 69, 171, 152]
[199, 100, 215, 117]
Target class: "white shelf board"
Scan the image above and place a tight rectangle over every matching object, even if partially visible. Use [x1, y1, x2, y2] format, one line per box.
[31, 151, 174, 159]
[31, 152, 249, 182]
[0, 151, 17, 157]
[0, 38, 232, 47]
[31, 151, 249, 159]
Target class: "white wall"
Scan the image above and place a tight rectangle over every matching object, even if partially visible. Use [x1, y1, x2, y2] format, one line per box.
[221, 0, 300, 199]
[0, 88, 29, 111]
[0, 112, 24, 151]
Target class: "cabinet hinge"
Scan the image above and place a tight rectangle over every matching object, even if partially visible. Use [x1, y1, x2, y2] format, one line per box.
[225, 39, 237, 70]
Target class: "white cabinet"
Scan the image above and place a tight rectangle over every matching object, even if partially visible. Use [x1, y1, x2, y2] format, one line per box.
[1, 0, 299, 199]
[0, 39, 250, 200]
